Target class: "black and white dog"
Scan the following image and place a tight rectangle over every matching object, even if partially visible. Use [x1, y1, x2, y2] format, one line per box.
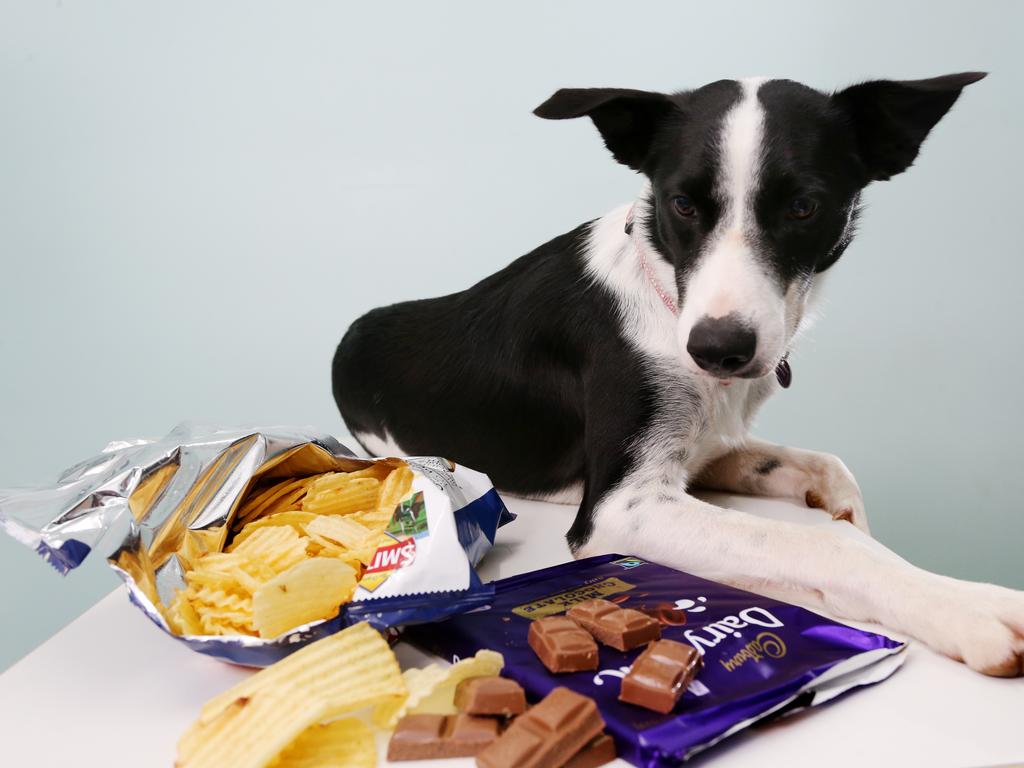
[333, 73, 1024, 677]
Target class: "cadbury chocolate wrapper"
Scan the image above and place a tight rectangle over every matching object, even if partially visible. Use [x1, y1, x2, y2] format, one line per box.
[0, 422, 513, 666]
[407, 554, 907, 765]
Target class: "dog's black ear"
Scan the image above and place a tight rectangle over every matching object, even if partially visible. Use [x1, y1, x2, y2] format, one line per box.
[833, 72, 987, 181]
[533, 88, 675, 171]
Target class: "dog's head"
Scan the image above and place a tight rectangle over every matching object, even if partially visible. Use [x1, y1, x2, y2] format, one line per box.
[535, 74, 985, 380]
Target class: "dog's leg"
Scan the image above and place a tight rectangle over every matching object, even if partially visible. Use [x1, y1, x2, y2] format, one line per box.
[693, 439, 869, 534]
[577, 478, 1024, 676]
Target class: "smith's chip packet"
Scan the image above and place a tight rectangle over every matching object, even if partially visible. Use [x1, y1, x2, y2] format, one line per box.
[407, 554, 907, 765]
[0, 422, 513, 665]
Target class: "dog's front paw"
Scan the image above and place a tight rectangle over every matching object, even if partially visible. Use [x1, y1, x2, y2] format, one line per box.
[931, 581, 1024, 677]
[802, 454, 869, 534]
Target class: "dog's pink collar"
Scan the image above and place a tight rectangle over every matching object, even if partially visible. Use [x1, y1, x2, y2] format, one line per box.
[626, 205, 679, 316]
[625, 204, 792, 389]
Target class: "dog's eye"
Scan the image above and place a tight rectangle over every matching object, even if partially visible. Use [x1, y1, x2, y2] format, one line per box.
[672, 195, 697, 218]
[789, 197, 817, 220]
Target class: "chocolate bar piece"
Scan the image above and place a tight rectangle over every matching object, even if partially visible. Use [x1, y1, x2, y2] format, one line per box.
[564, 733, 617, 768]
[387, 713, 500, 761]
[476, 687, 605, 768]
[618, 639, 702, 714]
[455, 676, 527, 717]
[528, 616, 599, 674]
[567, 598, 662, 651]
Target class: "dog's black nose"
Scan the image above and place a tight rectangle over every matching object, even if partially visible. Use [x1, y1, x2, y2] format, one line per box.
[687, 317, 757, 376]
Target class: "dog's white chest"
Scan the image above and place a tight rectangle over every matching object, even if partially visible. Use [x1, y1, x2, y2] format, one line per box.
[694, 381, 757, 464]
[655, 371, 769, 477]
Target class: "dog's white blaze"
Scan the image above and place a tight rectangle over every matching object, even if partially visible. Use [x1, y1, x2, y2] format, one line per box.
[677, 77, 787, 373]
[721, 77, 767, 233]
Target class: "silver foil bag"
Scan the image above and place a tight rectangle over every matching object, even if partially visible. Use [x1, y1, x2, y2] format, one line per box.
[0, 422, 512, 665]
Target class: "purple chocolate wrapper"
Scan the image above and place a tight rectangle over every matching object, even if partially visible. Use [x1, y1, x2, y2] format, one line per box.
[407, 554, 907, 765]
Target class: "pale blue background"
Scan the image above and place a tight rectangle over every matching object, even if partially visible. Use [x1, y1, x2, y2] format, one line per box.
[1, 0, 1022, 672]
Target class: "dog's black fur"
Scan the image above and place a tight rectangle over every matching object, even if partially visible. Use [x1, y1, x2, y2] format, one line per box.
[333, 223, 628, 511]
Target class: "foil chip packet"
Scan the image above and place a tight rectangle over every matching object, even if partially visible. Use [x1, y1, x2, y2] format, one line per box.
[407, 554, 908, 765]
[0, 422, 513, 666]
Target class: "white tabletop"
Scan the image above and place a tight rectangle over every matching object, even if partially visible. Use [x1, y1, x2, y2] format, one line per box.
[1, 493, 1021, 767]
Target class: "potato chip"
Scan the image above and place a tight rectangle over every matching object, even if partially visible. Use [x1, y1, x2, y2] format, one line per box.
[253, 559, 357, 639]
[205, 561, 282, 591]
[167, 590, 203, 635]
[234, 477, 313, 527]
[303, 477, 381, 516]
[180, 624, 404, 768]
[235, 480, 290, 519]
[179, 685, 333, 768]
[373, 649, 505, 728]
[374, 464, 414, 519]
[407, 650, 505, 715]
[228, 526, 309, 574]
[181, 583, 256, 635]
[252, 486, 309, 523]
[270, 484, 313, 513]
[305, 537, 379, 574]
[305, 533, 358, 562]
[192, 588, 252, 613]
[200, 614, 252, 636]
[305, 515, 374, 550]
[350, 511, 396, 530]
[229, 511, 317, 547]
[189, 550, 236, 567]
[338, 545, 379, 567]
[238, 481, 277, 507]
[372, 664, 449, 728]
[184, 559, 242, 587]
[176, 530, 213, 572]
[165, 461, 419, 640]
[268, 718, 375, 768]
[306, 465, 389, 495]
[240, 558, 279, 581]
[229, 523, 302, 555]
[200, 621, 403, 724]
[178, 693, 254, 764]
